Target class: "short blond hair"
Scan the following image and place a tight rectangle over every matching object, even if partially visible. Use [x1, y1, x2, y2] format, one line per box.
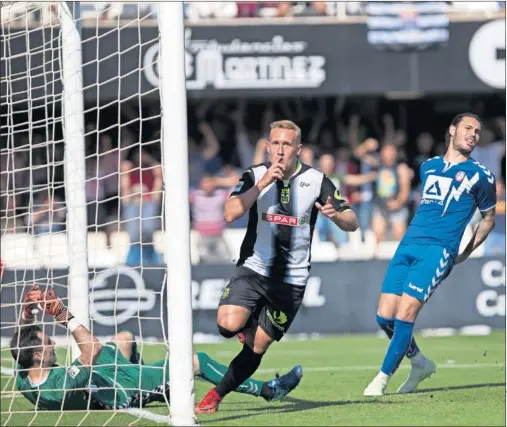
[270, 120, 301, 144]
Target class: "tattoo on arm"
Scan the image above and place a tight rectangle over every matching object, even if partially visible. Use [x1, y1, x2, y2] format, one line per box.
[469, 207, 496, 253]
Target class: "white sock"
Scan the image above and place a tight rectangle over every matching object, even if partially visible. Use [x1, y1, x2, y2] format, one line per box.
[377, 371, 390, 382]
[410, 352, 425, 366]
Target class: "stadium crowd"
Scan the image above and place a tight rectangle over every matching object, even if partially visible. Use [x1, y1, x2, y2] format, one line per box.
[1, 1, 505, 24]
[1, 99, 505, 265]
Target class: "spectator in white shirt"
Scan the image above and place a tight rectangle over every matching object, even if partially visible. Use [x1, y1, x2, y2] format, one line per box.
[186, 2, 238, 20]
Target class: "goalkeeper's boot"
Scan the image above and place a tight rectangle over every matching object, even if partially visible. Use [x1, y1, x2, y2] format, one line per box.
[363, 372, 389, 397]
[397, 357, 436, 393]
[264, 365, 303, 402]
[195, 388, 222, 414]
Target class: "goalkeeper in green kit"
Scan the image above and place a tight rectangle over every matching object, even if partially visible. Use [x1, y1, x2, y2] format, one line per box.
[11, 285, 302, 410]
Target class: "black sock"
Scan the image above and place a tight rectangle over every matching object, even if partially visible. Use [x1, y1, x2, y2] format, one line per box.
[214, 345, 263, 398]
[260, 382, 275, 400]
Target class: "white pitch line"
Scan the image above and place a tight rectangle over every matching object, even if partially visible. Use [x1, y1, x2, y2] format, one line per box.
[256, 362, 505, 374]
[1, 394, 22, 400]
[123, 408, 170, 424]
[1, 363, 502, 380]
[1, 366, 14, 376]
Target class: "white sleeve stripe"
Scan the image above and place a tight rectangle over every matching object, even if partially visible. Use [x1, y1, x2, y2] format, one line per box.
[479, 203, 497, 212]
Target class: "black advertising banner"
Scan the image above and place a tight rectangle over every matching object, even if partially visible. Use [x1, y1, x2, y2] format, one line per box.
[1, 258, 504, 341]
[0, 19, 504, 104]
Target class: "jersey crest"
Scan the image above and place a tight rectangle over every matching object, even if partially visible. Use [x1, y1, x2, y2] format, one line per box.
[67, 366, 81, 379]
[281, 187, 290, 203]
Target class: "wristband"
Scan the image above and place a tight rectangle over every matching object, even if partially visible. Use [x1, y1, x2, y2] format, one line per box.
[67, 318, 80, 333]
[21, 312, 33, 321]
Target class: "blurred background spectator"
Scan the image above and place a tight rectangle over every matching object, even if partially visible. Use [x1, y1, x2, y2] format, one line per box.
[85, 156, 107, 231]
[25, 193, 66, 236]
[371, 144, 412, 249]
[120, 149, 163, 266]
[190, 176, 231, 263]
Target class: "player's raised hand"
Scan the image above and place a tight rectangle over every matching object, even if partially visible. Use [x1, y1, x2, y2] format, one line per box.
[258, 161, 285, 190]
[40, 289, 70, 321]
[315, 196, 336, 219]
[40, 288, 76, 328]
[22, 284, 42, 320]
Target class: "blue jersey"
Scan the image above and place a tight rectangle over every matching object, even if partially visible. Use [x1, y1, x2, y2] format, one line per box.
[402, 156, 496, 258]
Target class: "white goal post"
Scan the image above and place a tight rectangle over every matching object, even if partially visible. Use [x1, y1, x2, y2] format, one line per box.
[1, 1, 195, 425]
[158, 2, 196, 426]
[60, 1, 90, 361]
[158, 2, 194, 426]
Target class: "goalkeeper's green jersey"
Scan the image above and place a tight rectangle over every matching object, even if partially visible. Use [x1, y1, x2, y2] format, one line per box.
[15, 342, 169, 410]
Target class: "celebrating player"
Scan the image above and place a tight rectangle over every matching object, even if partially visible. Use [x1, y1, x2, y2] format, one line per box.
[11, 285, 303, 410]
[195, 120, 359, 413]
[364, 113, 497, 396]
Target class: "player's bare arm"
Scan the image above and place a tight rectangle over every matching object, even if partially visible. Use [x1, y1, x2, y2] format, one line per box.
[152, 165, 163, 202]
[315, 196, 358, 232]
[214, 172, 241, 188]
[387, 163, 412, 211]
[352, 138, 379, 167]
[224, 162, 285, 223]
[455, 206, 496, 264]
[343, 171, 377, 186]
[119, 160, 133, 199]
[40, 289, 102, 366]
[200, 121, 220, 160]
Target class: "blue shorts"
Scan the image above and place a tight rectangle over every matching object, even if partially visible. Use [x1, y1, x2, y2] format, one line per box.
[381, 244, 455, 302]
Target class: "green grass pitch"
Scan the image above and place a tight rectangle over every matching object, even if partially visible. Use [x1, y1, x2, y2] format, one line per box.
[1, 331, 505, 426]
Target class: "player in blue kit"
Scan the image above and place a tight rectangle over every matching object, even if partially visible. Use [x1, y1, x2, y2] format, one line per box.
[364, 113, 497, 396]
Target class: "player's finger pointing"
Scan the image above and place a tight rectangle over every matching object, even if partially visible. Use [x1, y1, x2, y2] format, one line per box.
[315, 202, 322, 210]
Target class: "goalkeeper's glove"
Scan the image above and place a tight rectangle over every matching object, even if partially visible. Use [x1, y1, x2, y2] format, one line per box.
[40, 289, 75, 327]
[22, 284, 42, 321]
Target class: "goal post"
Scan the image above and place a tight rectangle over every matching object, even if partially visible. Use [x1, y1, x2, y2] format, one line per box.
[60, 0, 89, 360]
[158, 2, 197, 426]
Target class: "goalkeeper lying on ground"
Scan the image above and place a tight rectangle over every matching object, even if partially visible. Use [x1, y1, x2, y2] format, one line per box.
[11, 285, 302, 410]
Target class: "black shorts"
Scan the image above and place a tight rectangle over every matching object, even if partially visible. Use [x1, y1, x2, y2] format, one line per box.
[219, 266, 306, 341]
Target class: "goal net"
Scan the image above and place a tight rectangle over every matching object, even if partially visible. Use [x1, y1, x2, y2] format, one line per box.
[1, 2, 194, 425]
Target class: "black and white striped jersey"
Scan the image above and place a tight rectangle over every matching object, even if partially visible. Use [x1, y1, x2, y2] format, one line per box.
[230, 161, 351, 286]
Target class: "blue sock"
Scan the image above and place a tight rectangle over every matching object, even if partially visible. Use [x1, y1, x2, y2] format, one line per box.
[380, 319, 415, 376]
[376, 315, 420, 358]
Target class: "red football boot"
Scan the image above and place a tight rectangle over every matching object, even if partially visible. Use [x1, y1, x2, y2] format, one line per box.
[195, 388, 222, 414]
